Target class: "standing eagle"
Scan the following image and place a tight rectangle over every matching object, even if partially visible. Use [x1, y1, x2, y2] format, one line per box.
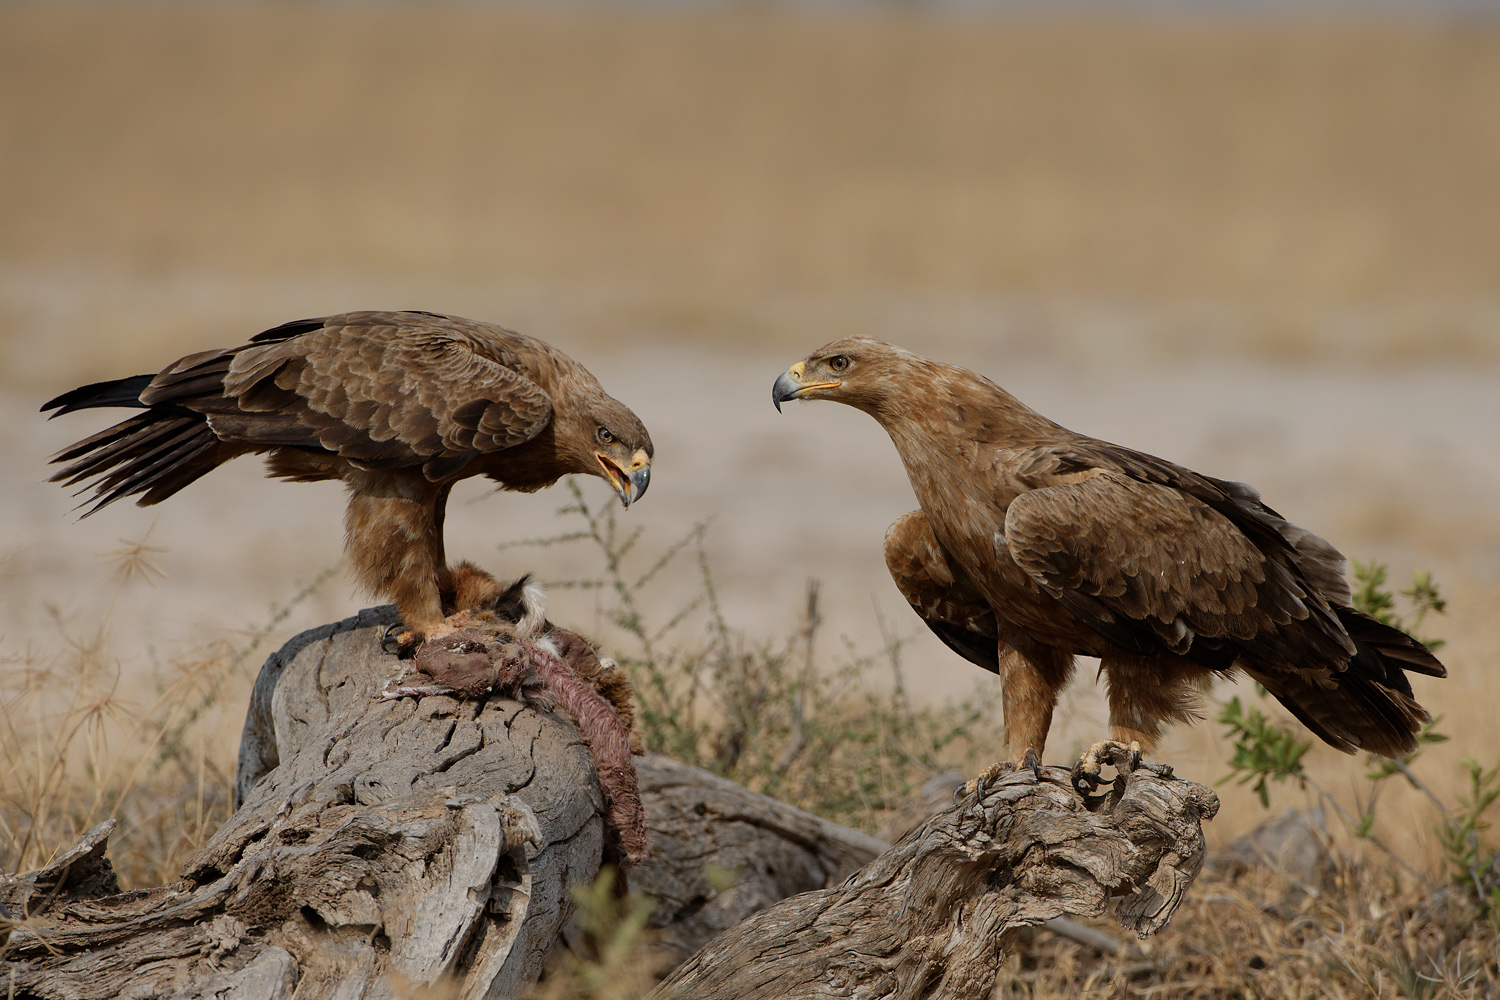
[773, 338, 1444, 777]
[43, 310, 652, 649]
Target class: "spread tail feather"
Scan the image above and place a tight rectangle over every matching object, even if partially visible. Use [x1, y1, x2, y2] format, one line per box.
[49, 409, 227, 516]
[1250, 607, 1445, 758]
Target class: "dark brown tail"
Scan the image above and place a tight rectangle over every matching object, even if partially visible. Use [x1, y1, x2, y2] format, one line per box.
[1252, 607, 1446, 758]
[43, 376, 225, 516]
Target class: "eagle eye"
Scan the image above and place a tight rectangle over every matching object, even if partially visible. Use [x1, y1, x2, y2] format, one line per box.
[596, 426, 615, 445]
[828, 355, 850, 373]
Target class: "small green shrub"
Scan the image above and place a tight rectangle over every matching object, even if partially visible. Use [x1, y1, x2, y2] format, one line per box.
[1218, 562, 1499, 918]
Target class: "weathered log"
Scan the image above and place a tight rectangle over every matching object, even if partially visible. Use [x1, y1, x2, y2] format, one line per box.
[3, 607, 609, 999]
[630, 755, 888, 972]
[656, 760, 1220, 1000]
[0, 609, 903, 998]
[242, 608, 888, 981]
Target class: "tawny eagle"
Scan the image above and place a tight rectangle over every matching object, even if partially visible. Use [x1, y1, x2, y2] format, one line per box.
[773, 338, 1444, 777]
[44, 310, 652, 648]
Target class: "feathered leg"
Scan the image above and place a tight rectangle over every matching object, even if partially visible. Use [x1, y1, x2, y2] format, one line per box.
[998, 644, 1074, 764]
[1074, 653, 1206, 791]
[344, 473, 451, 646]
[964, 645, 1074, 793]
[1102, 652, 1205, 750]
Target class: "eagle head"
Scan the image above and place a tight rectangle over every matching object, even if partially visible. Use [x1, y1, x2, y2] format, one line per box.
[772, 337, 913, 415]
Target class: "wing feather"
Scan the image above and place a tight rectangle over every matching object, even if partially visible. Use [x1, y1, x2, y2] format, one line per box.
[885, 510, 1001, 673]
[48, 311, 572, 513]
[144, 312, 555, 475]
[1004, 469, 1348, 666]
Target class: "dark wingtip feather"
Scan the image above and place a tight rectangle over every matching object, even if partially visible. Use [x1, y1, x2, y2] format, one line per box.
[1338, 607, 1448, 678]
[249, 317, 327, 344]
[48, 408, 224, 517]
[920, 617, 1001, 675]
[42, 374, 155, 417]
[1253, 605, 1445, 761]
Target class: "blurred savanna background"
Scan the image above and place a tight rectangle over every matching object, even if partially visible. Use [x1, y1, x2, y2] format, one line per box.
[3, 0, 1499, 993]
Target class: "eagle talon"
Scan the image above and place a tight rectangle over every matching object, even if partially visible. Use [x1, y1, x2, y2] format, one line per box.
[958, 766, 999, 800]
[1022, 748, 1042, 782]
[381, 623, 423, 659]
[1105, 739, 1143, 775]
[1070, 760, 1102, 795]
[959, 753, 1042, 801]
[1071, 739, 1144, 794]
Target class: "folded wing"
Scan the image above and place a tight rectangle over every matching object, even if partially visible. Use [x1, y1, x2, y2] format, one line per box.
[45, 311, 556, 513]
[1003, 467, 1443, 755]
[884, 510, 1001, 674]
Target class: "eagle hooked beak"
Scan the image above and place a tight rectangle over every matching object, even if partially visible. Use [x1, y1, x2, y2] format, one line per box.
[772, 362, 841, 413]
[599, 449, 651, 508]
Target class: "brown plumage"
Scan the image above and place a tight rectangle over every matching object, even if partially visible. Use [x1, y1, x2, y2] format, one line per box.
[43, 310, 653, 645]
[774, 338, 1444, 765]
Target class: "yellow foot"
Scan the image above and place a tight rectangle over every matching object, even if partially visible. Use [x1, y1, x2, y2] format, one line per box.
[381, 623, 425, 659]
[958, 748, 1042, 800]
[383, 610, 503, 659]
[1070, 739, 1142, 794]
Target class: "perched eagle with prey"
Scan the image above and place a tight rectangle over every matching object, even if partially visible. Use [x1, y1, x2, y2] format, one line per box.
[43, 311, 652, 650]
[773, 338, 1444, 778]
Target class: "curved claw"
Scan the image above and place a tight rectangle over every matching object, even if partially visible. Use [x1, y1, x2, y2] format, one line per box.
[381, 622, 422, 659]
[1070, 739, 1144, 795]
[957, 751, 1043, 801]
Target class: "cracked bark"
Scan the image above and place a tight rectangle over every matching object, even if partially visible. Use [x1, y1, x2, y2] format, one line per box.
[654, 761, 1220, 1000]
[2, 607, 604, 1000]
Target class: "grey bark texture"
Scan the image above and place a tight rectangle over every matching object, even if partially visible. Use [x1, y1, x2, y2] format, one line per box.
[2, 609, 1220, 1000]
[3, 607, 605, 1000]
[629, 755, 889, 971]
[655, 761, 1220, 1000]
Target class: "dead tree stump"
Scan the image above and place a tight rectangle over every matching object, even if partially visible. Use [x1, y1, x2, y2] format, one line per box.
[656, 762, 1220, 1000]
[629, 755, 889, 971]
[3, 607, 609, 999]
[2, 607, 1220, 1000]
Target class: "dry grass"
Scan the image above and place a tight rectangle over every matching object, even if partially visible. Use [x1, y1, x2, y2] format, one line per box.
[999, 851, 1499, 999]
[0, 541, 333, 888]
[0, 580, 232, 887]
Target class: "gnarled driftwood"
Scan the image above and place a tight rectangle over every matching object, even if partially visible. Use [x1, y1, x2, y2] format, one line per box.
[656, 760, 1220, 1000]
[4, 607, 608, 999]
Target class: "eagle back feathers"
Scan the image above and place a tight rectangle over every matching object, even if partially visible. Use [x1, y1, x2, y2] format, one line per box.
[42, 311, 611, 512]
